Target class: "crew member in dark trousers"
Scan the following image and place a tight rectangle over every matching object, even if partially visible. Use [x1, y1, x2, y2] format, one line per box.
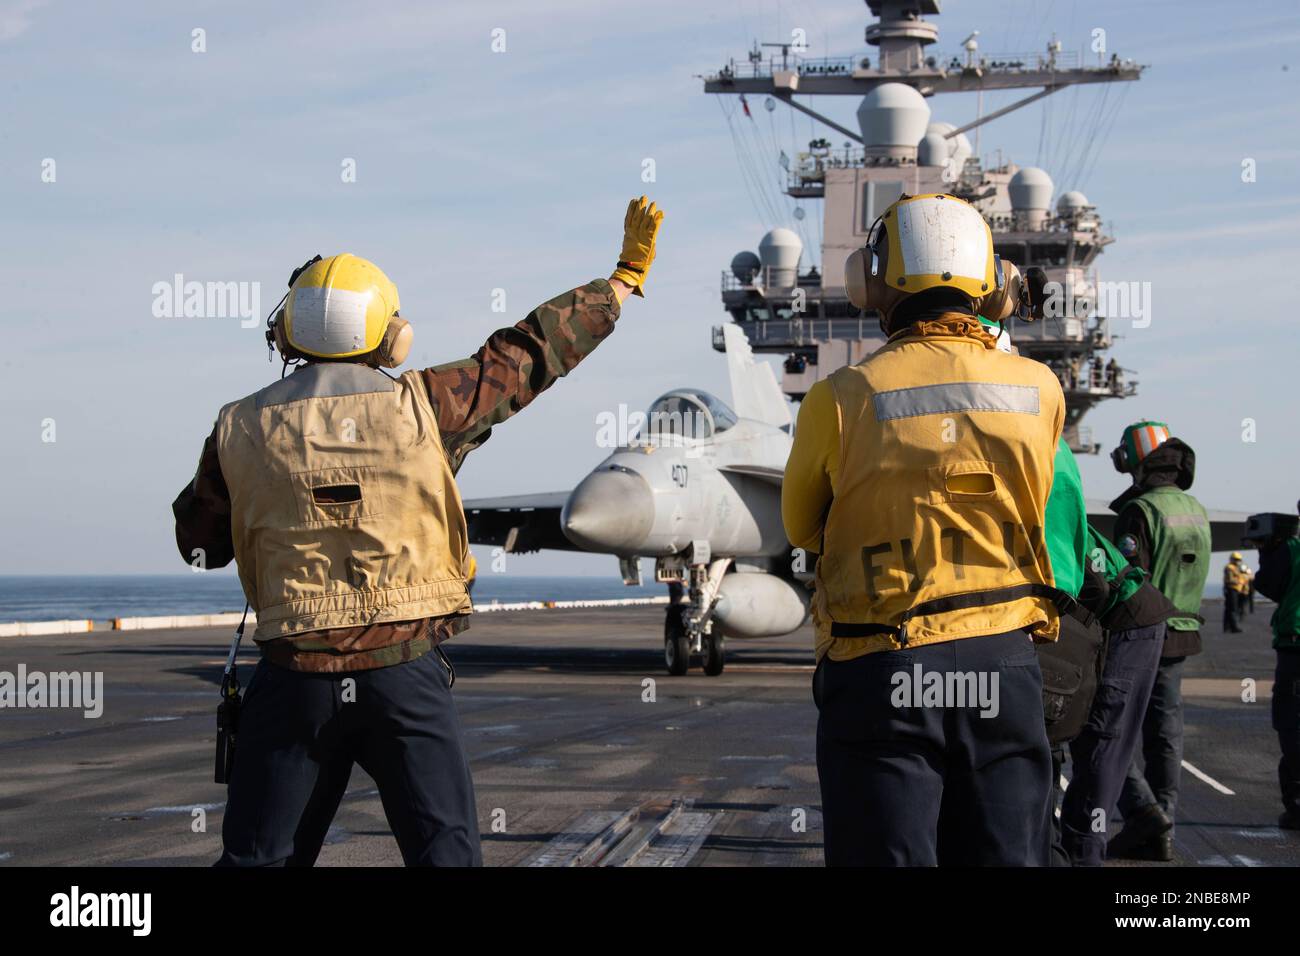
[1058, 526, 1177, 865]
[969, 319, 1097, 868]
[785, 194, 1065, 866]
[173, 198, 663, 866]
[1104, 422, 1211, 862]
[1251, 510, 1300, 829]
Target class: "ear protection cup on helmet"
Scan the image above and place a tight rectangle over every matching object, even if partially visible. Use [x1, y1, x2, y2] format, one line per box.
[977, 258, 1021, 322]
[369, 317, 413, 368]
[1111, 443, 1130, 473]
[844, 235, 910, 331]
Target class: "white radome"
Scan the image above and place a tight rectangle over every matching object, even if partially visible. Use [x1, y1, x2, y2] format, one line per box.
[857, 82, 931, 154]
[1057, 190, 1090, 213]
[758, 228, 802, 286]
[1009, 166, 1054, 212]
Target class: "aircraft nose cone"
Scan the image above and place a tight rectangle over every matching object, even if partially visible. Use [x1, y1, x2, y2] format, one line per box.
[561, 468, 655, 554]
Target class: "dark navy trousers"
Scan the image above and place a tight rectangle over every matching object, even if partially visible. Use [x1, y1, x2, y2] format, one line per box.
[217, 649, 481, 867]
[1060, 623, 1165, 865]
[815, 630, 1052, 866]
[1118, 656, 1186, 828]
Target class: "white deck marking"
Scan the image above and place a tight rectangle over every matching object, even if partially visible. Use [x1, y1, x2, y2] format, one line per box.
[1182, 759, 1235, 795]
[525, 810, 630, 867]
[627, 811, 719, 867]
[524, 799, 717, 867]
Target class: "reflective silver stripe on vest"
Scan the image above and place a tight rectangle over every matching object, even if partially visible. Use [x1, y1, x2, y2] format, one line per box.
[1162, 513, 1208, 528]
[256, 363, 395, 409]
[872, 382, 1040, 421]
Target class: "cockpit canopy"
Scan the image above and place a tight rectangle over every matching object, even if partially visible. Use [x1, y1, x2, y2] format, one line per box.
[638, 389, 737, 442]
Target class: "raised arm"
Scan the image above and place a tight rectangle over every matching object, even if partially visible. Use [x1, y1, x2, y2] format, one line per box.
[424, 196, 662, 473]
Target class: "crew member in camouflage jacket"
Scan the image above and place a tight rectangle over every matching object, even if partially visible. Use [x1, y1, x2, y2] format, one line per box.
[173, 197, 663, 866]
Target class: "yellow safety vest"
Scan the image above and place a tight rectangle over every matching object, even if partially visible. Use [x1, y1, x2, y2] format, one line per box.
[813, 319, 1066, 661]
[1225, 564, 1250, 595]
[216, 363, 472, 641]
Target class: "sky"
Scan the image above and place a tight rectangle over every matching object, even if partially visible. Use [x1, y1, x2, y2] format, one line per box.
[1, 0, 1297, 577]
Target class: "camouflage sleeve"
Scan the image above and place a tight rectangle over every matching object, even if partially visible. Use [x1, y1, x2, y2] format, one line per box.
[171, 422, 236, 569]
[420, 278, 621, 473]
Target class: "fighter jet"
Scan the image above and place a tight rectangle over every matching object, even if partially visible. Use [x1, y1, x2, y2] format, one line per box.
[465, 324, 805, 676]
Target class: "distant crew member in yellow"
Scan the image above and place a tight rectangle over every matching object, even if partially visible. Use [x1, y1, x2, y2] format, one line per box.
[1224, 552, 1251, 633]
[783, 193, 1068, 866]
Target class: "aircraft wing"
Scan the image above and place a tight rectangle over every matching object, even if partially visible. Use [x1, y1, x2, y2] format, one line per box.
[1085, 499, 1253, 553]
[463, 491, 581, 554]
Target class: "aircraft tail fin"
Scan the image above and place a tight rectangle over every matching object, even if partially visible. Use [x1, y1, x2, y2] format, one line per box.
[722, 323, 792, 429]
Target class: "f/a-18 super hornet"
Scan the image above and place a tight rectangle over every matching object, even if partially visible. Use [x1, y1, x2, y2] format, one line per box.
[464, 324, 806, 676]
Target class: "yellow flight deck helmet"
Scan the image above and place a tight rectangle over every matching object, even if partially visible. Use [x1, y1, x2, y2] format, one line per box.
[1231, 552, 1243, 562]
[844, 193, 1009, 331]
[267, 253, 413, 368]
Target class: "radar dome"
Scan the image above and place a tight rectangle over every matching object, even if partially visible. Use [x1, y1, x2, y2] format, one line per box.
[857, 83, 931, 159]
[758, 228, 802, 287]
[917, 132, 949, 167]
[921, 121, 971, 180]
[730, 250, 761, 283]
[1057, 190, 1090, 213]
[1009, 166, 1054, 230]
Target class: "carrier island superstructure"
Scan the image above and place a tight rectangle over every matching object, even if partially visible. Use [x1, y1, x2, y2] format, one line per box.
[704, 0, 1145, 453]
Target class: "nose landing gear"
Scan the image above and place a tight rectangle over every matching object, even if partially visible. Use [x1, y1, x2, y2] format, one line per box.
[659, 548, 731, 676]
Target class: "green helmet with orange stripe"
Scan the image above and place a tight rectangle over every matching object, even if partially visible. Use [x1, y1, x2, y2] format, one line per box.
[1111, 421, 1172, 473]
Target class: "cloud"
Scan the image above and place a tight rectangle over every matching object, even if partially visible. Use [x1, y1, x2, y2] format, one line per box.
[0, 0, 48, 41]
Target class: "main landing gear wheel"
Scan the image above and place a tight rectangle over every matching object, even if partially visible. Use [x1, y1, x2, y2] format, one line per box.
[664, 607, 690, 676]
[702, 633, 725, 676]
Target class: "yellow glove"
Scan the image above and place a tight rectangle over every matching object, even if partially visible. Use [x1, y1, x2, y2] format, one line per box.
[611, 195, 663, 297]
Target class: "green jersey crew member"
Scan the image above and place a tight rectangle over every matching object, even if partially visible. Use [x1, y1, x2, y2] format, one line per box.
[783, 192, 1066, 866]
[1104, 422, 1211, 861]
[973, 316, 1176, 868]
[1058, 523, 1177, 865]
[173, 197, 663, 866]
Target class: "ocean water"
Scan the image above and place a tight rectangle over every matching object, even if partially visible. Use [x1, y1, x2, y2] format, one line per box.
[0, 573, 1235, 624]
[0, 575, 665, 624]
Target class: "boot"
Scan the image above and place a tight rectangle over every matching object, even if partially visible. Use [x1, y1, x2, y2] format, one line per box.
[1107, 804, 1173, 859]
[1122, 831, 1174, 862]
